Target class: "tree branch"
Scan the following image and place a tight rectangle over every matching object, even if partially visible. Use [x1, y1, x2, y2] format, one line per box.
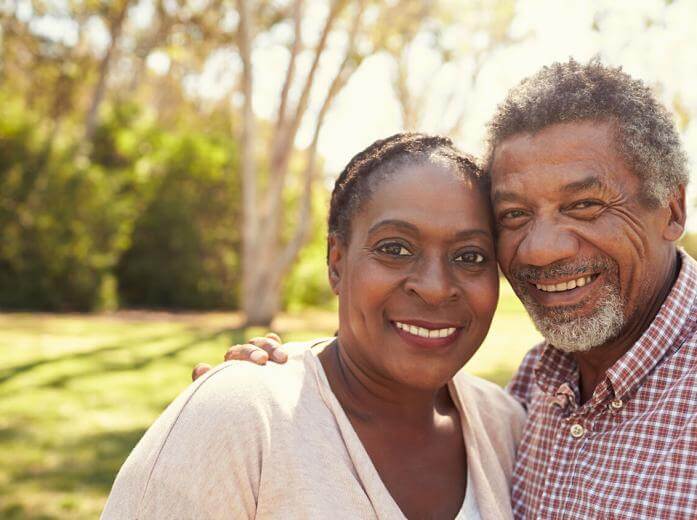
[271, 1, 364, 279]
[84, 0, 131, 144]
[275, 0, 303, 135]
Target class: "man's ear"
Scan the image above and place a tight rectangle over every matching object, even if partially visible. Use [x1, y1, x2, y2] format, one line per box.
[662, 185, 686, 242]
[327, 234, 345, 295]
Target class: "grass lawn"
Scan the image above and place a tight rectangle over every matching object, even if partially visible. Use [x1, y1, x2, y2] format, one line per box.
[0, 279, 541, 519]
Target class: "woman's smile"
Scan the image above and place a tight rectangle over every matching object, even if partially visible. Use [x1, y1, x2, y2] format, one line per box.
[391, 319, 463, 350]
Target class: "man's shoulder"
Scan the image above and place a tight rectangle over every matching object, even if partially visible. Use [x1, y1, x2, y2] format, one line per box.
[506, 341, 547, 409]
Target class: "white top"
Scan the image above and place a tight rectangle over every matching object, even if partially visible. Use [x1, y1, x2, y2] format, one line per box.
[455, 467, 481, 519]
[102, 340, 525, 519]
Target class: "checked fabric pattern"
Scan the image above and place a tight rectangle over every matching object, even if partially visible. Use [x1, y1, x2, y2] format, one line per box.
[507, 250, 697, 519]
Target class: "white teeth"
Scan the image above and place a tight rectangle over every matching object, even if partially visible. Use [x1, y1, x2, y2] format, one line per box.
[535, 276, 593, 293]
[394, 322, 457, 339]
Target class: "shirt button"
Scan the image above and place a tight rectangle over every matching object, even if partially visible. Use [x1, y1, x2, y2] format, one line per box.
[570, 424, 585, 438]
[610, 399, 623, 410]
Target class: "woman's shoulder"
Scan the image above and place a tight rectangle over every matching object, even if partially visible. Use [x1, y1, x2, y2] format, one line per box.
[189, 339, 321, 415]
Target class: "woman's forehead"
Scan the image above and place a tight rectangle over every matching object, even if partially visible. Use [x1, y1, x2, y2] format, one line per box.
[355, 165, 492, 235]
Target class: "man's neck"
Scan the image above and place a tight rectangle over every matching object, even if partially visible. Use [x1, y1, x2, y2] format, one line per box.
[573, 251, 680, 404]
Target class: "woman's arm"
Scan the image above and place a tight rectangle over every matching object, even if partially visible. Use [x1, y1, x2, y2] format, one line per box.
[103, 364, 264, 519]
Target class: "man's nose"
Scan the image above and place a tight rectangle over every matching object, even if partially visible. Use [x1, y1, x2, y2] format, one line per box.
[404, 255, 459, 306]
[515, 219, 580, 267]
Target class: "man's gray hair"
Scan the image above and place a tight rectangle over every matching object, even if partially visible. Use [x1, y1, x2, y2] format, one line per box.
[485, 59, 689, 205]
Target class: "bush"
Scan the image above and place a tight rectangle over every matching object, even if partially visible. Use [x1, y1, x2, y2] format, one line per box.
[115, 132, 241, 309]
[0, 96, 138, 310]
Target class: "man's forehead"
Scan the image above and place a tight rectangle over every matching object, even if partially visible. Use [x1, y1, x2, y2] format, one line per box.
[489, 121, 631, 190]
[491, 120, 616, 169]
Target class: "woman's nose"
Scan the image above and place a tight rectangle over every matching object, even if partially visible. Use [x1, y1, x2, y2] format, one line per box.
[404, 255, 459, 306]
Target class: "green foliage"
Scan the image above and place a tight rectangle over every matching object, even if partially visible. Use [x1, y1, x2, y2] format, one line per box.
[116, 131, 241, 309]
[679, 232, 697, 260]
[0, 93, 245, 311]
[0, 95, 140, 310]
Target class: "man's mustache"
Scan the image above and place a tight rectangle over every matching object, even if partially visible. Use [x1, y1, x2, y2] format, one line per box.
[511, 257, 617, 284]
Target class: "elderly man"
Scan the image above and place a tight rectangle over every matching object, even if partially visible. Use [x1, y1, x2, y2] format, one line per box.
[199, 60, 696, 518]
[485, 60, 694, 519]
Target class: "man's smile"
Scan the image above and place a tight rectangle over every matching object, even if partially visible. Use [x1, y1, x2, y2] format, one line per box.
[525, 272, 604, 308]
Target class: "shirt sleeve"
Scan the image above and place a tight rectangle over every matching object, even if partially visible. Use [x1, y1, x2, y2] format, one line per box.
[101, 363, 267, 520]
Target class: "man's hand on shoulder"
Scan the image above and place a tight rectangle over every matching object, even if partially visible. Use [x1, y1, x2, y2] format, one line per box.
[191, 332, 286, 381]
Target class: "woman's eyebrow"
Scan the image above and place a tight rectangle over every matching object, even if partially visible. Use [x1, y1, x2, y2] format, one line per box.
[367, 219, 419, 235]
[452, 229, 492, 241]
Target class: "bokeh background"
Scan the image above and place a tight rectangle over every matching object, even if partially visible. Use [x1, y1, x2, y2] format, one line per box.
[1, 0, 696, 517]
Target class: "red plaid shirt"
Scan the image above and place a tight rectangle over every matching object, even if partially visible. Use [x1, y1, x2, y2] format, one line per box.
[508, 250, 697, 519]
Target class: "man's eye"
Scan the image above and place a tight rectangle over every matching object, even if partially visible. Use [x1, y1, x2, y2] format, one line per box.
[455, 252, 485, 264]
[377, 243, 411, 256]
[568, 200, 601, 210]
[501, 209, 526, 220]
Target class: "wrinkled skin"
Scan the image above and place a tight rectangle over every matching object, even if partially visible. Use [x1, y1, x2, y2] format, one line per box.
[197, 121, 686, 405]
[490, 121, 685, 401]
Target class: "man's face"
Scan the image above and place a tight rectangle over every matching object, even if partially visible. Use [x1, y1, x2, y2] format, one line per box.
[490, 121, 677, 352]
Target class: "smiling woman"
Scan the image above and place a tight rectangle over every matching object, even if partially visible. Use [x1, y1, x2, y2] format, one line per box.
[102, 134, 526, 520]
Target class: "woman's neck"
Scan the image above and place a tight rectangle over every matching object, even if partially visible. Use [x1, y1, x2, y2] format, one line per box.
[317, 339, 454, 428]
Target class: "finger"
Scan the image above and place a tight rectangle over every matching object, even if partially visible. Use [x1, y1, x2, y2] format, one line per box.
[192, 363, 212, 381]
[225, 344, 269, 365]
[248, 336, 287, 363]
[265, 332, 282, 343]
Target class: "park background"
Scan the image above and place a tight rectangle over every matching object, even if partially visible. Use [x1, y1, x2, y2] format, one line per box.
[1, 0, 697, 517]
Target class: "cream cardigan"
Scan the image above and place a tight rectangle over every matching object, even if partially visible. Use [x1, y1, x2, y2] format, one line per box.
[102, 340, 526, 519]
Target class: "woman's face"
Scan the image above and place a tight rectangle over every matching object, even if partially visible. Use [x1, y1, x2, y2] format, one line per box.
[329, 164, 498, 390]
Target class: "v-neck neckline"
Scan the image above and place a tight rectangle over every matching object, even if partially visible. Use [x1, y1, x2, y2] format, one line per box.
[305, 343, 472, 519]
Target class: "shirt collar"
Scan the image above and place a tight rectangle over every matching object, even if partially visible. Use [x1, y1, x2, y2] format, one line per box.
[607, 249, 697, 400]
[534, 249, 697, 401]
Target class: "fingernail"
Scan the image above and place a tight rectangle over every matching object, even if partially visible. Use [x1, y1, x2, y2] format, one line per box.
[251, 351, 267, 363]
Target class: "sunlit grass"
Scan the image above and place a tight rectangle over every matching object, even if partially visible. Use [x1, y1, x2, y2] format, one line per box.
[0, 279, 540, 519]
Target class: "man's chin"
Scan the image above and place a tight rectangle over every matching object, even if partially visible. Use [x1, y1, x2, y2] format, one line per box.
[523, 297, 626, 354]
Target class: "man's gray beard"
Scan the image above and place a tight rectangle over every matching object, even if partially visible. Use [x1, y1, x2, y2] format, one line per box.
[511, 257, 627, 353]
[521, 286, 626, 353]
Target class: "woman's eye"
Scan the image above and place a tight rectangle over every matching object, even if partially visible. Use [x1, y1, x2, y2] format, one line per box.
[377, 243, 411, 256]
[455, 252, 485, 264]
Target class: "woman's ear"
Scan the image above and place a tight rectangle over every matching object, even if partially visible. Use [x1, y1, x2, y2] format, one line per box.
[327, 234, 344, 295]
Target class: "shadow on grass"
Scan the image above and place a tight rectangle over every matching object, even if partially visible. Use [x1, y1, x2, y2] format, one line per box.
[0, 325, 259, 518]
[33, 327, 247, 392]
[8, 427, 148, 492]
[0, 330, 189, 385]
[0, 326, 252, 393]
[1, 427, 148, 520]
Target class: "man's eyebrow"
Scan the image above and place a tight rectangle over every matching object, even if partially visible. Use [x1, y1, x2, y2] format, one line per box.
[491, 190, 524, 205]
[367, 219, 419, 235]
[562, 176, 604, 193]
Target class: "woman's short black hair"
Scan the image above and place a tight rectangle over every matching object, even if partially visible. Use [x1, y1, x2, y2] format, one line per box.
[328, 133, 488, 246]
